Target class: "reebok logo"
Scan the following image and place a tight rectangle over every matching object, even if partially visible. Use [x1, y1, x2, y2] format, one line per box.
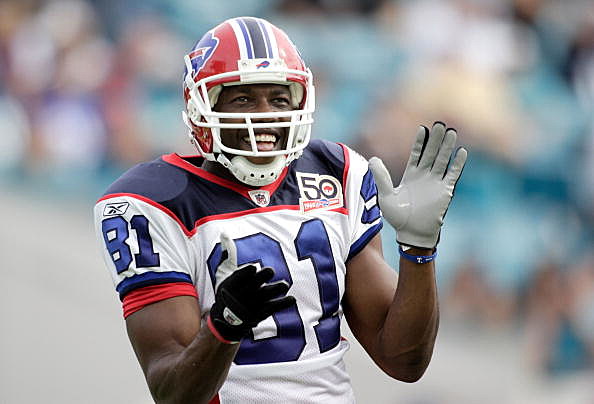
[103, 202, 129, 217]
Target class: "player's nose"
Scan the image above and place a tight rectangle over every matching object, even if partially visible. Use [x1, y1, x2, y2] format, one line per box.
[254, 97, 276, 113]
[252, 98, 281, 123]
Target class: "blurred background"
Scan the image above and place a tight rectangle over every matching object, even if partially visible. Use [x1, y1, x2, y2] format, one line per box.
[1, 0, 593, 402]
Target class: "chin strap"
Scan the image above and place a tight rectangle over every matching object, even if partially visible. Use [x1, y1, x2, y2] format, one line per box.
[216, 154, 287, 187]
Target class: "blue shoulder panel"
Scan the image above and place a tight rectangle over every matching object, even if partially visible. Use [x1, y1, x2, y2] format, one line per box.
[101, 142, 348, 232]
[103, 158, 189, 203]
[102, 156, 255, 231]
[296, 139, 346, 181]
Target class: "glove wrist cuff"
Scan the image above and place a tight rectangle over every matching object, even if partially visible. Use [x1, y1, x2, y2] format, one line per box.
[207, 312, 242, 344]
[398, 245, 437, 264]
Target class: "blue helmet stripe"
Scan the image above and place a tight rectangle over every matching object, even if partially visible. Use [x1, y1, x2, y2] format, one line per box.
[241, 17, 267, 58]
[257, 19, 273, 58]
[236, 18, 253, 59]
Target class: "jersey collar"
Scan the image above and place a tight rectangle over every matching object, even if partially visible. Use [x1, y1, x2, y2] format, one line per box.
[162, 153, 289, 200]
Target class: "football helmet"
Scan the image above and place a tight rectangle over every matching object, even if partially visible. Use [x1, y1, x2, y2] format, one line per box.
[182, 17, 315, 186]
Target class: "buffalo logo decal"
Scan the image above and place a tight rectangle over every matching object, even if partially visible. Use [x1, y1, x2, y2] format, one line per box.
[187, 31, 219, 76]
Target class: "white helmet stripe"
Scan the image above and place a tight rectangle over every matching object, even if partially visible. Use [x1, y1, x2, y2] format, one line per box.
[229, 19, 249, 59]
[236, 18, 255, 58]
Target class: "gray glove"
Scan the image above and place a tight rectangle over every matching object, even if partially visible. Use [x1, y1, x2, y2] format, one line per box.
[369, 122, 467, 249]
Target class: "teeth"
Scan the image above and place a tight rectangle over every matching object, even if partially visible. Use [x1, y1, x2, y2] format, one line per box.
[243, 134, 277, 143]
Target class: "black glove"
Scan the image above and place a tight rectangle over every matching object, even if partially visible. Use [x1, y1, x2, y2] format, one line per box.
[209, 265, 295, 343]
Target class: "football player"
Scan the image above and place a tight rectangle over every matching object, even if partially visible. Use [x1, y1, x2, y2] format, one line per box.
[94, 17, 467, 403]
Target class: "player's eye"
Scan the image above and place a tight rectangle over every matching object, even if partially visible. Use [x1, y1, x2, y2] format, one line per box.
[272, 97, 291, 108]
[231, 96, 250, 104]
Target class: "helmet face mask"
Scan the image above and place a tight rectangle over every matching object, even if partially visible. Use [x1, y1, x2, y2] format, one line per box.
[182, 17, 315, 186]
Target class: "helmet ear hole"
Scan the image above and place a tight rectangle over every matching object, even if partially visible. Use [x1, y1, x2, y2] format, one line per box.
[208, 85, 223, 108]
[289, 82, 304, 108]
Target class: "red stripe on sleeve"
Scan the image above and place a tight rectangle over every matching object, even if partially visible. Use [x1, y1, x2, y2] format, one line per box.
[122, 282, 198, 318]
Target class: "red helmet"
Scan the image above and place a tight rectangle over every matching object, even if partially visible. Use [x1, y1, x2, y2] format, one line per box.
[182, 17, 315, 186]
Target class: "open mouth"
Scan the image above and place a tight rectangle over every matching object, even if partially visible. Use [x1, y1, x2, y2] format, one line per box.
[242, 133, 279, 152]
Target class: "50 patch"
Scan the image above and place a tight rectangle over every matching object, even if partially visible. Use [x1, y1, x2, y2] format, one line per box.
[296, 172, 343, 213]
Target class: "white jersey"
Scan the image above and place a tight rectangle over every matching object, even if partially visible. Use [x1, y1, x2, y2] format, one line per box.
[94, 139, 382, 403]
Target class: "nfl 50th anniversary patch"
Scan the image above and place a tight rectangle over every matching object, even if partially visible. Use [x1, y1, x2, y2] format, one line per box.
[296, 172, 343, 213]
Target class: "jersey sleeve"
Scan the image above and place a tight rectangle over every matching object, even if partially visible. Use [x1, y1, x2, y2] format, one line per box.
[341, 144, 383, 261]
[94, 194, 198, 317]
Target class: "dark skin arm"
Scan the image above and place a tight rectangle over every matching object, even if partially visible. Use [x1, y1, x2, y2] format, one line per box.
[123, 85, 295, 403]
[125, 296, 238, 404]
[125, 234, 436, 404]
[344, 234, 438, 382]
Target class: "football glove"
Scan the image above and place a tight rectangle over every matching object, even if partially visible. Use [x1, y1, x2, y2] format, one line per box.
[369, 122, 467, 249]
[208, 233, 295, 343]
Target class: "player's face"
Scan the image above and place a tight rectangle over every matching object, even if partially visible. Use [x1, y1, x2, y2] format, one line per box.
[213, 84, 293, 165]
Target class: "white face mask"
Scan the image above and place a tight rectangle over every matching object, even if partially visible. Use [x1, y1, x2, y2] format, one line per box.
[182, 56, 315, 186]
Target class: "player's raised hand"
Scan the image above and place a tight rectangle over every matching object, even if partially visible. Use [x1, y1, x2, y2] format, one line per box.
[208, 233, 296, 343]
[369, 122, 467, 249]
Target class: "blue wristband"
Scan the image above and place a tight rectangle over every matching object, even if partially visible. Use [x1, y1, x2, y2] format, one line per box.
[398, 246, 437, 264]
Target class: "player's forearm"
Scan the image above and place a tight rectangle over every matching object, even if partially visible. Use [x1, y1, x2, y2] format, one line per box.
[147, 327, 240, 404]
[378, 249, 439, 382]
[367, 122, 465, 381]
